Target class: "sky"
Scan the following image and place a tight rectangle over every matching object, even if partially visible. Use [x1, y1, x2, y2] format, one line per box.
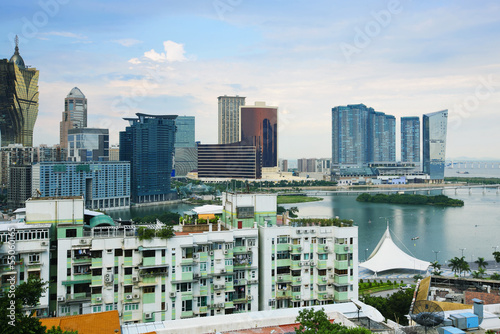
[1, 0, 500, 160]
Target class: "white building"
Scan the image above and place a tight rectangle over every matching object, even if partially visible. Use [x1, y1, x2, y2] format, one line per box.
[259, 223, 359, 310]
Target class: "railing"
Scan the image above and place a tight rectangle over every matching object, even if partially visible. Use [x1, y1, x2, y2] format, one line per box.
[66, 292, 91, 301]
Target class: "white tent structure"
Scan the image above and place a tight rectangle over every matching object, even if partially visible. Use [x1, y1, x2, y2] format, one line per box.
[360, 226, 430, 275]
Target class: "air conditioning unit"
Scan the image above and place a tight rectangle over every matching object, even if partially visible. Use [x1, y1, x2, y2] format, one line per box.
[297, 230, 302, 234]
[41, 241, 48, 246]
[193, 253, 200, 259]
[57, 296, 65, 302]
[104, 273, 114, 283]
[247, 295, 252, 300]
[295, 295, 301, 300]
[218, 303, 224, 308]
[297, 246, 302, 251]
[214, 284, 222, 289]
[193, 273, 200, 279]
[79, 239, 87, 244]
[220, 269, 226, 273]
[297, 277, 302, 282]
[288, 246, 292, 251]
[278, 275, 283, 281]
[132, 276, 139, 283]
[145, 313, 153, 320]
[126, 295, 133, 300]
[324, 246, 330, 251]
[310, 261, 315, 266]
[322, 277, 327, 282]
[246, 247, 252, 252]
[344, 246, 349, 251]
[310, 229, 315, 233]
[133, 294, 140, 299]
[118, 312, 122, 317]
[304, 229, 309, 234]
[106, 249, 113, 253]
[209, 251, 214, 255]
[223, 250, 228, 255]
[329, 274, 334, 279]
[169, 292, 176, 298]
[96, 297, 102, 302]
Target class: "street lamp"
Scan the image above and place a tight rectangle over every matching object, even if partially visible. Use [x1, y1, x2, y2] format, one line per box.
[432, 250, 440, 262]
[459, 248, 466, 257]
[493, 246, 499, 253]
[365, 248, 368, 261]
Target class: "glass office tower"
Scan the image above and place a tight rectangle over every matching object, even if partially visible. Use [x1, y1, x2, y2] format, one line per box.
[218, 95, 246, 144]
[119, 113, 177, 203]
[174, 116, 197, 176]
[0, 39, 39, 147]
[401, 117, 420, 163]
[423, 110, 448, 181]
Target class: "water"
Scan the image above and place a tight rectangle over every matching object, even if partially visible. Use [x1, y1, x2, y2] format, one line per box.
[445, 161, 500, 178]
[107, 202, 195, 221]
[283, 188, 500, 265]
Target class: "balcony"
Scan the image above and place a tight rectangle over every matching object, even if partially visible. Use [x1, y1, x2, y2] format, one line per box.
[142, 257, 156, 267]
[66, 292, 91, 301]
[334, 291, 349, 302]
[316, 260, 328, 270]
[276, 259, 291, 267]
[291, 276, 302, 285]
[73, 257, 92, 264]
[291, 260, 301, 270]
[275, 290, 292, 299]
[334, 244, 351, 254]
[276, 274, 292, 283]
[334, 260, 349, 270]
[180, 258, 194, 266]
[91, 258, 102, 268]
[291, 245, 302, 254]
[334, 274, 349, 284]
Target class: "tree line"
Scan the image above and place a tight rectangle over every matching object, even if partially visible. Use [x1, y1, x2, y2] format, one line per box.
[356, 193, 464, 207]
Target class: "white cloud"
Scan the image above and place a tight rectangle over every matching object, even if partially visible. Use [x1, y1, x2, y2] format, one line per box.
[113, 39, 143, 47]
[128, 58, 142, 65]
[142, 40, 188, 63]
[40, 31, 88, 40]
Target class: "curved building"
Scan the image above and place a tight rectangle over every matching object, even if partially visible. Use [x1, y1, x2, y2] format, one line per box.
[0, 38, 39, 147]
[423, 110, 448, 181]
[60, 87, 88, 149]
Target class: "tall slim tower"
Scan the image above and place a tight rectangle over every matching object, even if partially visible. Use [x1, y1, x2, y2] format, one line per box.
[401, 117, 420, 163]
[0, 37, 39, 147]
[218, 95, 245, 144]
[240, 101, 278, 168]
[60, 87, 87, 149]
[174, 116, 197, 176]
[119, 113, 177, 203]
[423, 110, 448, 181]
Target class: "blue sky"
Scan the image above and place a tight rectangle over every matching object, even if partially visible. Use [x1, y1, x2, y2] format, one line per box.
[1, 0, 500, 159]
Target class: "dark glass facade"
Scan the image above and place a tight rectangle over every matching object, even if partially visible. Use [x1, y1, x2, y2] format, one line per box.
[0, 43, 39, 147]
[401, 117, 420, 163]
[423, 110, 448, 180]
[119, 113, 177, 203]
[197, 143, 261, 179]
[174, 116, 197, 176]
[240, 104, 278, 168]
[68, 128, 109, 162]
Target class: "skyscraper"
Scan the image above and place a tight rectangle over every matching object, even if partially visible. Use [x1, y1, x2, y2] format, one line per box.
[119, 113, 177, 203]
[240, 102, 278, 168]
[0, 37, 39, 147]
[67, 128, 109, 162]
[331, 104, 396, 166]
[218, 95, 245, 144]
[174, 116, 197, 176]
[60, 87, 87, 149]
[401, 117, 420, 163]
[423, 110, 448, 181]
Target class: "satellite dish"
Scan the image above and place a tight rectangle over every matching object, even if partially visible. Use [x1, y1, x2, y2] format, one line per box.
[410, 301, 445, 332]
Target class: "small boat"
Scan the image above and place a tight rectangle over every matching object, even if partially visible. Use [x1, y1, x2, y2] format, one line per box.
[411, 236, 419, 240]
[456, 171, 469, 174]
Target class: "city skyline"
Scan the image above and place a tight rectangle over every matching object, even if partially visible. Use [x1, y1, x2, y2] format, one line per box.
[1, 1, 500, 159]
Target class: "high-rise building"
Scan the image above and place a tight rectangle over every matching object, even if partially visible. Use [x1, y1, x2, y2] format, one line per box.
[67, 128, 109, 162]
[174, 116, 197, 176]
[401, 117, 420, 163]
[119, 113, 177, 203]
[423, 110, 448, 181]
[279, 159, 288, 172]
[8, 165, 31, 209]
[60, 87, 87, 150]
[331, 104, 396, 166]
[197, 143, 261, 179]
[31, 161, 130, 209]
[218, 95, 245, 144]
[0, 38, 39, 147]
[240, 102, 278, 168]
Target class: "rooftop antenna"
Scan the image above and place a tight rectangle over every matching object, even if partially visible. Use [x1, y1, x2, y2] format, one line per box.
[15, 35, 19, 50]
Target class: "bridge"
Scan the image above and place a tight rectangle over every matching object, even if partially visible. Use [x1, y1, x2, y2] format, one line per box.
[278, 184, 500, 196]
[447, 161, 500, 169]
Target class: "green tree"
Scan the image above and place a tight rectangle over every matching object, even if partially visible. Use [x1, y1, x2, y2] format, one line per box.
[361, 288, 414, 325]
[46, 326, 78, 334]
[430, 261, 442, 276]
[294, 308, 371, 334]
[0, 278, 47, 334]
[493, 251, 500, 263]
[448, 257, 461, 276]
[475, 257, 488, 270]
[459, 256, 470, 277]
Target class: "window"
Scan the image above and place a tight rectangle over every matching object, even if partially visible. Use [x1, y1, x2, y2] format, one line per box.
[182, 300, 192, 312]
[66, 229, 77, 238]
[144, 287, 155, 293]
[124, 286, 132, 293]
[292, 238, 301, 245]
[124, 303, 139, 311]
[182, 266, 192, 272]
[225, 259, 232, 266]
[124, 267, 133, 275]
[60, 306, 70, 314]
[277, 236, 289, 244]
[318, 253, 328, 260]
[176, 283, 192, 292]
[93, 306, 102, 313]
[143, 250, 155, 257]
[105, 304, 114, 311]
[115, 249, 123, 256]
[125, 250, 133, 257]
[200, 263, 207, 271]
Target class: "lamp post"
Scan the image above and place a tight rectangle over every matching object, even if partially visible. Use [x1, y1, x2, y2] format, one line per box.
[432, 250, 440, 262]
[365, 248, 368, 261]
[459, 248, 466, 257]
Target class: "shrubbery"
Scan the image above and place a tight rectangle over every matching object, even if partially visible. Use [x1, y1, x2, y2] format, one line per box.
[356, 193, 464, 207]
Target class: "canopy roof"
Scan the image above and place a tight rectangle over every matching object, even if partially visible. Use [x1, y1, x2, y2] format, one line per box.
[360, 226, 430, 274]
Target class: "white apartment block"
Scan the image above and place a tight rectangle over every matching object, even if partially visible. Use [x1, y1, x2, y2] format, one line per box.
[1, 195, 359, 325]
[258, 224, 358, 310]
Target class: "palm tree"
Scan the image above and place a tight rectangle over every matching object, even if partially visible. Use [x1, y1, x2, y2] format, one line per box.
[459, 256, 470, 277]
[475, 257, 488, 270]
[493, 251, 500, 263]
[430, 261, 442, 276]
[448, 257, 461, 276]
